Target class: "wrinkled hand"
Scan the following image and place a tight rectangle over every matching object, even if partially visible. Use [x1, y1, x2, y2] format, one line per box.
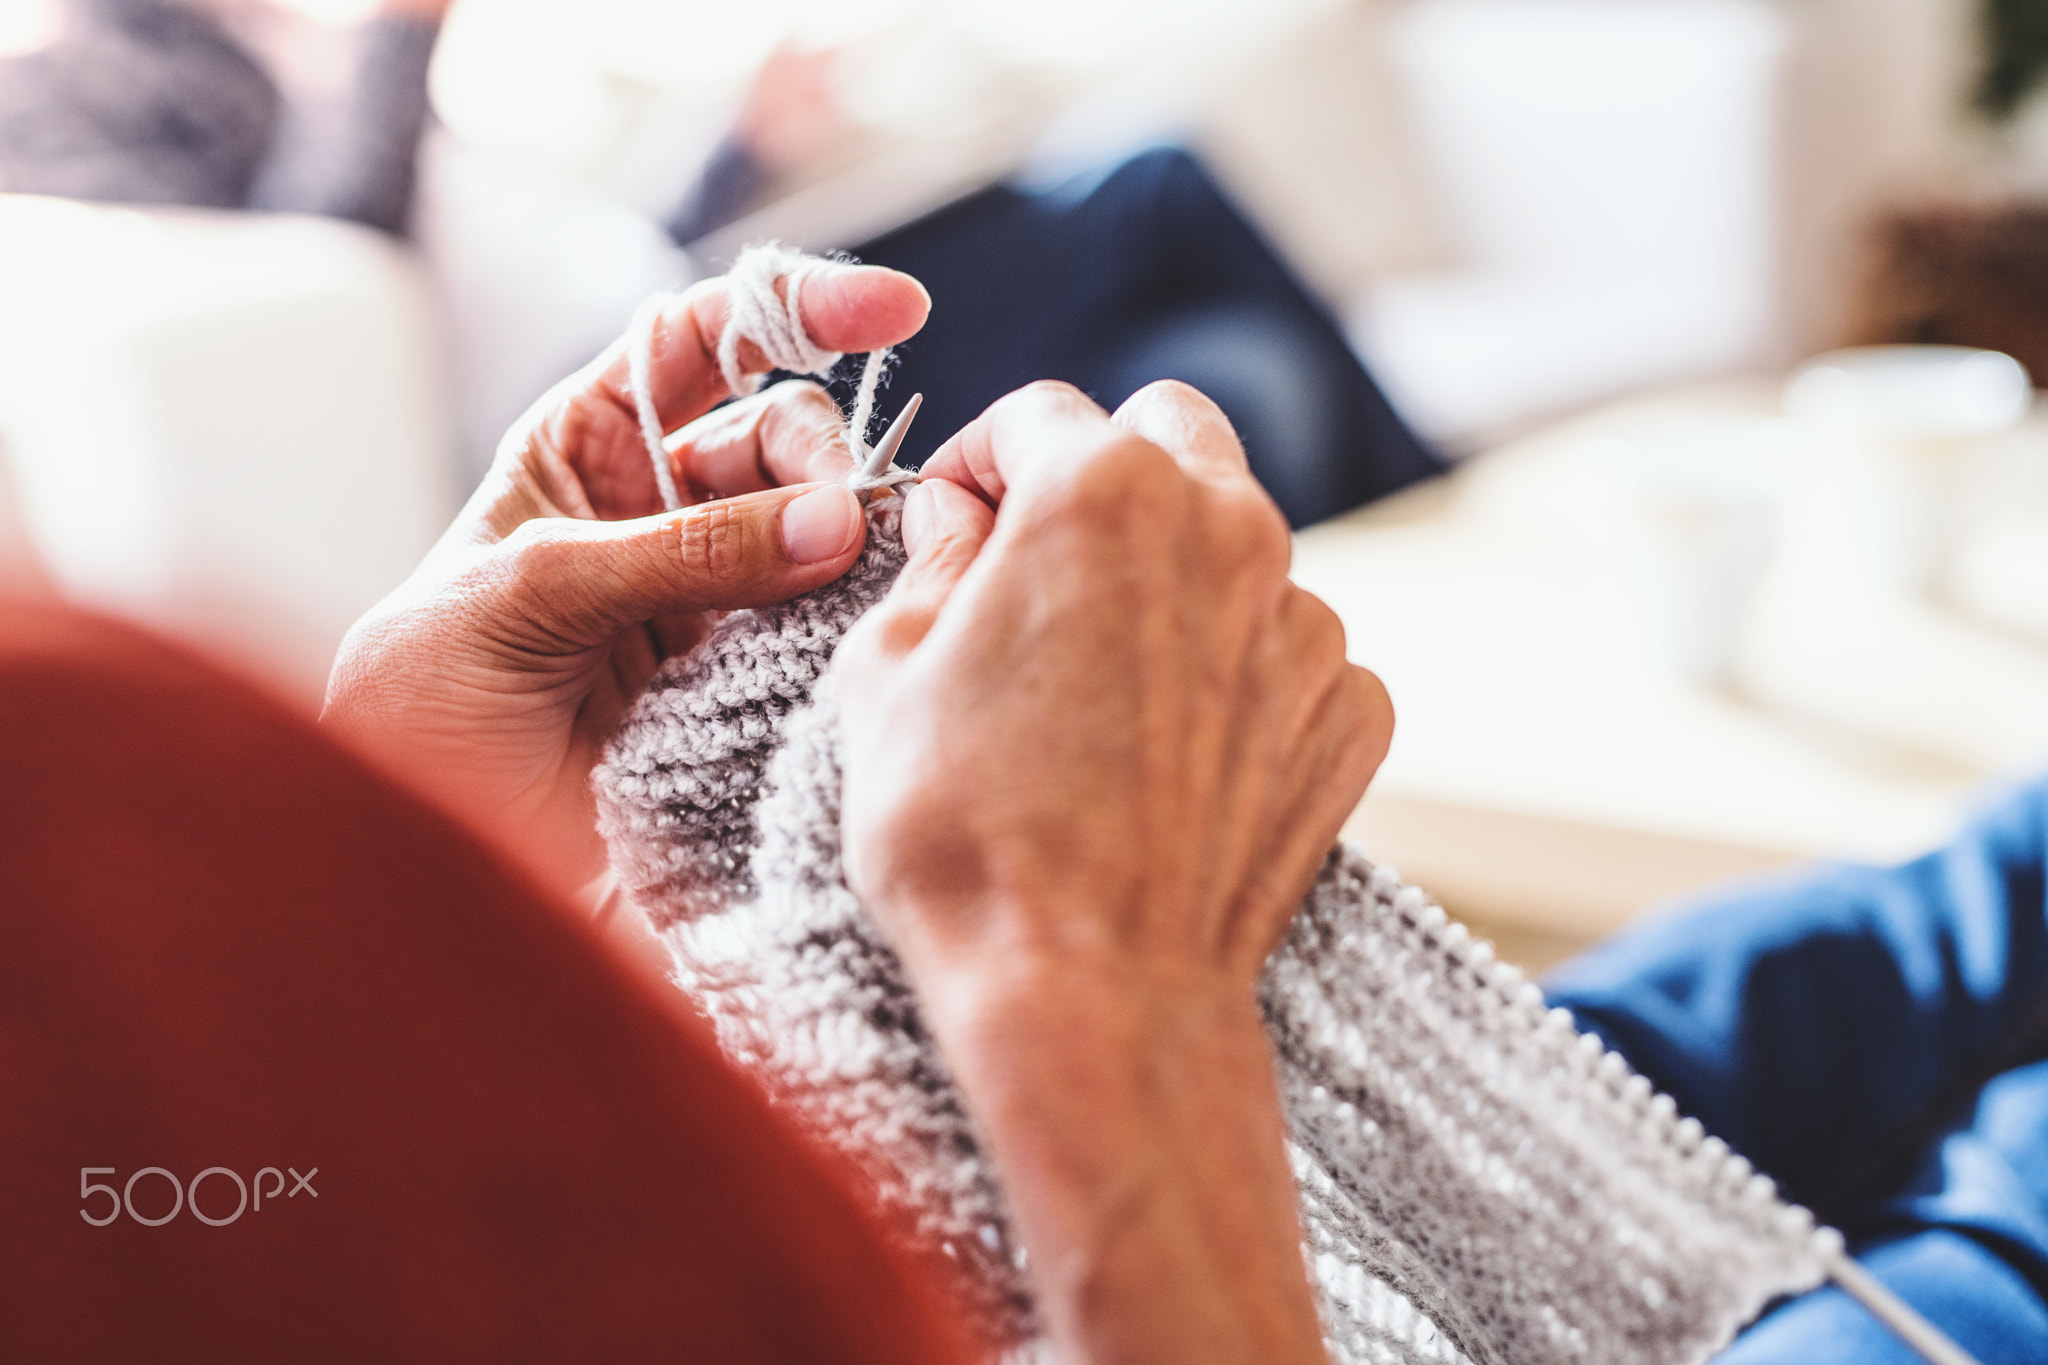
[833, 379, 1393, 1364]
[838, 378, 1392, 1009]
[322, 264, 928, 893]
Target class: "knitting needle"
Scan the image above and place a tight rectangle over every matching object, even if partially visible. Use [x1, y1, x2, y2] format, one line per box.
[860, 391, 923, 481]
[1829, 1251, 1983, 1365]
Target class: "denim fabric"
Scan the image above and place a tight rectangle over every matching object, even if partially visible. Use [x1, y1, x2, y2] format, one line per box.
[845, 147, 1443, 527]
[1547, 778, 2048, 1362]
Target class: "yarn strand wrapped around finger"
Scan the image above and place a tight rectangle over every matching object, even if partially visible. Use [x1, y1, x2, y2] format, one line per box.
[626, 244, 909, 515]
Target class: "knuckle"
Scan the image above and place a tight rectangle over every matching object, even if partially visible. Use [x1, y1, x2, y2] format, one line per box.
[765, 378, 843, 427]
[1123, 377, 1221, 423]
[1014, 378, 1099, 412]
[490, 519, 604, 638]
[1199, 492, 1290, 588]
[500, 518, 578, 584]
[766, 386, 851, 456]
[673, 499, 748, 585]
[983, 379, 1109, 441]
[1338, 664, 1396, 754]
[1289, 589, 1349, 664]
[1365, 667, 1395, 725]
[763, 375, 833, 405]
[1065, 432, 1181, 516]
[1226, 495, 1292, 575]
[1114, 377, 1251, 480]
[1134, 376, 1204, 405]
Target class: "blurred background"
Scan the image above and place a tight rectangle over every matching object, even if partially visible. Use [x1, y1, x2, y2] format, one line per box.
[6, 0, 2048, 966]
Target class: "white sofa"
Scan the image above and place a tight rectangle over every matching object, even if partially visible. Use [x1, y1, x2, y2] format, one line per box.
[0, 0, 1968, 693]
[0, 197, 456, 694]
[1349, 0, 1970, 447]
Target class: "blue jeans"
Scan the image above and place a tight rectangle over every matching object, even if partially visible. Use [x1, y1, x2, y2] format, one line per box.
[1546, 778, 2048, 1362]
[847, 148, 1443, 527]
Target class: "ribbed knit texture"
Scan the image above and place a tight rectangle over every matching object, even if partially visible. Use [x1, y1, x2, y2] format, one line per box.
[594, 501, 1837, 1364]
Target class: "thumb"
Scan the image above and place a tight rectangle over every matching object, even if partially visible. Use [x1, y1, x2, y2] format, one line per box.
[851, 478, 997, 664]
[496, 482, 865, 646]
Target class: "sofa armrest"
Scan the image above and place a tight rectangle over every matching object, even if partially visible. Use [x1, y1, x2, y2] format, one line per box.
[0, 196, 456, 691]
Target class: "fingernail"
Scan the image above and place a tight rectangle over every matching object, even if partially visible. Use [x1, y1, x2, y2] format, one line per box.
[781, 485, 859, 564]
[901, 481, 933, 556]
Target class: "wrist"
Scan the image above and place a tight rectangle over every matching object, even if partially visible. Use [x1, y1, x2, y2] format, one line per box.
[926, 953, 1279, 1194]
[921, 948, 1262, 1084]
[916, 953, 1324, 1364]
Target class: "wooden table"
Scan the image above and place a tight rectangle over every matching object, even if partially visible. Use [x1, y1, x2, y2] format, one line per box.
[1294, 381, 2048, 966]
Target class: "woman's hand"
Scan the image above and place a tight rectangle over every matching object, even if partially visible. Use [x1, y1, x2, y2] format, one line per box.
[322, 263, 928, 895]
[840, 377, 1391, 1021]
[834, 379, 1393, 1364]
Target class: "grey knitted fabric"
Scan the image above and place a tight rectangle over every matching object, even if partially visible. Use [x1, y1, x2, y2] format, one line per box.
[594, 499, 1838, 1365]
[596, 501, 909, 930]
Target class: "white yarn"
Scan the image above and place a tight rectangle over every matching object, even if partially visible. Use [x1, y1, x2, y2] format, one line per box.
[844, 349, 888, 459]
[843, 348, 920, 498]
[627, 294, 686, 513]
[627, 243, 907, 514]
[716, 242, 845, 398]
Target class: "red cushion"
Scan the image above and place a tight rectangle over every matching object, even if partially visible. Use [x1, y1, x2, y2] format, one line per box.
[0, 595, 971, 1364]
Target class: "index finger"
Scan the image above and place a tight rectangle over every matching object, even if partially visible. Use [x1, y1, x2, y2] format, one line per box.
[1109, 380, 1253, 487]
[605, 261, 930, 439]
[916, 381, 1117, 508]
[921, 378, 1259, 511]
